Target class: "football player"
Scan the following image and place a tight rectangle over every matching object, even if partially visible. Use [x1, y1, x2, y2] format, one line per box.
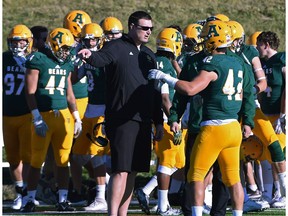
[100, 16, 124, 42]
[63, 10, 92, 204]
[20, 28, 82, 212]
[149, 20, 255, 216]
[3, 24, 34, 210]
[71, 22, 109, 211]
[227, 20, 270, 212]
[256, 31, 286, 207]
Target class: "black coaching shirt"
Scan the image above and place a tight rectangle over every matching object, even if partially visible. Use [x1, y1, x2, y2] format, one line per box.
[85, 34, 163, 125]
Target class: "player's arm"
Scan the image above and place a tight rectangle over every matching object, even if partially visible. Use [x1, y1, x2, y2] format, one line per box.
[174, 70, 217, 96]
[67, 72, 82, 138]
[25, 68, 39, 110]
[25, 68, 48, 137]
[251, 56, 267, 94]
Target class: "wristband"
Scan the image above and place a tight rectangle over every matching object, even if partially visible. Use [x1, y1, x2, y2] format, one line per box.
[72, 111, 81, 122]
[31, 109, 41, 119]
[163, 75, 179, 88]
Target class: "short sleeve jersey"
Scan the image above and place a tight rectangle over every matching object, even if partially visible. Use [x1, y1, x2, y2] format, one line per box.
[156, 55, 177, 101]
[84, 63, 106, 105]
[199, 54, 244, 121]
[260, 52, 286, 114]
[25, 52, 74, 111]
[3, 51, 30, 116]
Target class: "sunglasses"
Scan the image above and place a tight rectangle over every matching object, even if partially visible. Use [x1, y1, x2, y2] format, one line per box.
[135, 24, 154, 31]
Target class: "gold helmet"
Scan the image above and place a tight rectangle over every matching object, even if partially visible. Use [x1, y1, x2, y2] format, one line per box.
[156, 27, 183, 58]
[241, 135, 264, 162]
[100, 16, 123, 34]
[227, 20, 245, 51]
[81, 23, 104, 51]
[207, 13, 230, 22]
[7, 24, 33, 56]
[183, 23, 203, 53]
[200, 20, 232, 53]
[247, 31, 262, 47]
[47, 28, 74, 62]
[63, 10, 92, 38]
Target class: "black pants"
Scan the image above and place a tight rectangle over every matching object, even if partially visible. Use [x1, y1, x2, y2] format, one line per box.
[181, 132, 196, 216]
[210, 161, 230, 216]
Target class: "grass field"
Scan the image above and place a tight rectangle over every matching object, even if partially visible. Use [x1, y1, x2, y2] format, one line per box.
[2, 200, 287, 216]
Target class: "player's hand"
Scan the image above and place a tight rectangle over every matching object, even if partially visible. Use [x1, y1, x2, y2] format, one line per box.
[242, 125, 253, 139]
[170, 122, 181, 134]
[173, 130, 182, 145]
[74, 120, 82, 138]
[274, 114, 286, 134]
[148, 69, 168, 81]
[154, 124, 164, 141]
[33, 116, 48, 137]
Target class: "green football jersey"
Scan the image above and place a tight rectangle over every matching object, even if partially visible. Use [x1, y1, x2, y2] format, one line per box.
[227, 49, 256, 128]
[199, 54, 245, 121]
[3, 51, 30, 116]
[260, 52, 285, 115]
[84, 64, 106, 105]
[70, 47, 88, 99]
[238, 44, 259, 66]
[169, 51, 206, 133]
[156, 55, 177, 102]
[25, 52, 74, 111]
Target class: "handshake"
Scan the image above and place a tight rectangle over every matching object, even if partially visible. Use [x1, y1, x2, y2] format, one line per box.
[148, 69, 178, 88]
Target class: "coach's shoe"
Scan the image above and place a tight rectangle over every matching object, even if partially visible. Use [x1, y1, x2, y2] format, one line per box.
[135, 188, 150, 214]
[56, 200, 76, 211]
[83, 198, 107, 211]
[243, 199, 263, 213]
[20, 200, 36, 212]
[156, 206, 182, 216]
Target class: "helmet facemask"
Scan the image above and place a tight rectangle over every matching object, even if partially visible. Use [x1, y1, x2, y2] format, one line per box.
[8, 39, 30, 57]
[82, 37, 103, 51]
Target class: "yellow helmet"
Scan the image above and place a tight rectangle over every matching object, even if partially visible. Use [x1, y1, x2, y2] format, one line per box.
[241, 135, 264, 162]
[247, 31, 262, 47]
[183, 23, 203, 53]
[100, 16, 123, 34]
[156, 27, 183, 58]
[207, 13, 230, 22]
[81, 23, 104, 50]
[47, 28, 74, 62]
[200, 20, 232, 53]
[63, 10, 92, 38]
[227, 20, 245, 41]
[227, 20, 245, 51]
[7, 24, 33, 56]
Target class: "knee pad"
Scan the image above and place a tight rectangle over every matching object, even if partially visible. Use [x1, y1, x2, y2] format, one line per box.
[91, 155, 106, 168]
[157, 165, 174, 175]
[268, 141, 285, 162]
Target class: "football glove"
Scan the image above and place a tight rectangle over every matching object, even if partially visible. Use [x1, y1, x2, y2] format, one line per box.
[72, 111, 82, 138]
[33, 116, 48, 137]
[173, 130, 182, 145]
[274, 114, 286, 134]
[74, 121, 82, 138]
